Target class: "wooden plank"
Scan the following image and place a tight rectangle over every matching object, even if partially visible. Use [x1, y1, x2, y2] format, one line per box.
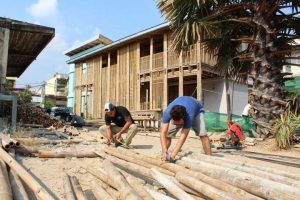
[126, 45, 130, 108]
[136, 42, 141, 110]
[163, 33, 168, 109]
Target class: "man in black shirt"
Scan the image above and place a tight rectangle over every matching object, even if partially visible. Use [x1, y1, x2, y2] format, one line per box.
[99, 103, 138, 146]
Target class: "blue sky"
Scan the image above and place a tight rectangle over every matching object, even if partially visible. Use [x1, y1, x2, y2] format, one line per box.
[0, 0, 164, 87]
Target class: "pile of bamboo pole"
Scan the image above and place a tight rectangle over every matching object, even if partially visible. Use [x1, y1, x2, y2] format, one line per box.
[80, 146, 300, 200]
[0, 144, 55, 200]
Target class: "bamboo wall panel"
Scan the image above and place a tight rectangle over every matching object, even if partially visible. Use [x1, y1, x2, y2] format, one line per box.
[110, 64, 117, 104]
[152, 71, 164, 109]
[129, 43, 138, 111]
[75, 63, 82, 87]
[118, 46, 128, 106]
[140, 55, 150, 73]
[153, 52, 163, 70]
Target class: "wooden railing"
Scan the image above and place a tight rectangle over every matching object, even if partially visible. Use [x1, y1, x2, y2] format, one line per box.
[153, 52, 163, 70]
[131, 109, 162, 132]
[140, 55, 150, 73]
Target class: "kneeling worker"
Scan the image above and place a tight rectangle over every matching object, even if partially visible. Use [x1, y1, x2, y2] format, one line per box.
[160, 96, 211, 162]
[99, 103, 138, 146]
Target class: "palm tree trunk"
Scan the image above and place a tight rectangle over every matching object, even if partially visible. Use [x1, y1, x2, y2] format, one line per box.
[250, 32, 285, 137]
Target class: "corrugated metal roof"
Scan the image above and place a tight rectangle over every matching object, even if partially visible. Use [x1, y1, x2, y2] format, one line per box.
[65, 22, 169, 64]
[0, 17, 55, 77]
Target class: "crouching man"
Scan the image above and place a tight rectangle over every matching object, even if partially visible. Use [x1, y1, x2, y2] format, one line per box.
[99, 103, 138, 147]
[160, 96, 211, 162]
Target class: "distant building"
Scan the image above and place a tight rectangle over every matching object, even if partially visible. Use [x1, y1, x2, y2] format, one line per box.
[44, 73, 68, 107]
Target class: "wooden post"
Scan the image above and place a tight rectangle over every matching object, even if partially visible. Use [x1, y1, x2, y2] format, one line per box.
[116, 50, 120, 105]
[150, 38, 153, 109]
[0, 159, 12, 200]
[150, 168, 195, 200]
[92, 181, 114, 200]
[163, 33, 168, 108]
[196, 40, 202, 101]
[107, 53, 111, 102]
[70, 176, 86, 200]
[179, 51, 183, 96]
[0, 148, 55, 200]
[102, 159, 142, 200]
[98, 56, 105, 118]
[136, 43, 141, 110]
[126, 46, 130, 108]
[64, 174, 76, 200]
[178, 158, 300, 200]
[0, 28, 9, 92]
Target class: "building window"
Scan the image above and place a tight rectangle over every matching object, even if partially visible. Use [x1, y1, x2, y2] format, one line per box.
[82, 63, 87, 73]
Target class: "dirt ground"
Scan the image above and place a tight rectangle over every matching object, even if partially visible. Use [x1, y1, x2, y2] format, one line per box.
[15, 128, 300, 200]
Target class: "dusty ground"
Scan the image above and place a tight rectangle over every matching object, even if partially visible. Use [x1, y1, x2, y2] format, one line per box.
[13, 128, 300, 200]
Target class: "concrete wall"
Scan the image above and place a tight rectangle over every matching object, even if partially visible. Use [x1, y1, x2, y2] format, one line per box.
[202, 78, 248, 115]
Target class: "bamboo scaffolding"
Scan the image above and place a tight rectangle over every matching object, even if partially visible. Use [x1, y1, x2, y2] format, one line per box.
[0, 147, 55, 200]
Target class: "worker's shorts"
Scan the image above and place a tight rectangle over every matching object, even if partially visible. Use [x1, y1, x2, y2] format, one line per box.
[166, 113, 207, 138]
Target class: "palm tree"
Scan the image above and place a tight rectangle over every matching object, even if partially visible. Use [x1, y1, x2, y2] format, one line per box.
[157, 0, 300, 137]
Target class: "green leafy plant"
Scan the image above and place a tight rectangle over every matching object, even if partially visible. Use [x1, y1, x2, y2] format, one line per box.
[17, 85, 32, 106]
[44, 99, 54, 109]
[273, 112, 300, 149]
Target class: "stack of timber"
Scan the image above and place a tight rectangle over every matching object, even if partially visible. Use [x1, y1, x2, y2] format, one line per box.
[17, 105, 63, 128]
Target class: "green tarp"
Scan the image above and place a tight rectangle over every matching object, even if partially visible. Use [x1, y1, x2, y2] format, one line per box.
[205, 112, 256, 136]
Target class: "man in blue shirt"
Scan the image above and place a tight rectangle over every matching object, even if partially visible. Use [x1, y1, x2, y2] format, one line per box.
[160, 96, 211, 161]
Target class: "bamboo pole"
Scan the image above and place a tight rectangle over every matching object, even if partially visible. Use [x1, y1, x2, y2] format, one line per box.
[70, 176, 86, 200]
[121, 170, 153, 200]
[16, 138, 95, 146]
[0, 147, 55, 200]
[63, 175, 76, 200]
[104, 147, 174, 176]
[94, 150, 152, 178]
[178, 158, 300, 200]
[115, 148, 261, 200]
[0, 159, 12, 200]
[0, 134, 13, 149]
[186, 156, 300, 188]
[38, 150, 97, 158]
[176, 171, 238, 200]
[9, 168, 29, 200]
[145, 188, 176, 200]
[102, 159, 142, 200]
[14, 145, 39, 155]
[92, 181, 114, 200]
[150, 168, 195, 200]
[192, 154, 300, 181]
